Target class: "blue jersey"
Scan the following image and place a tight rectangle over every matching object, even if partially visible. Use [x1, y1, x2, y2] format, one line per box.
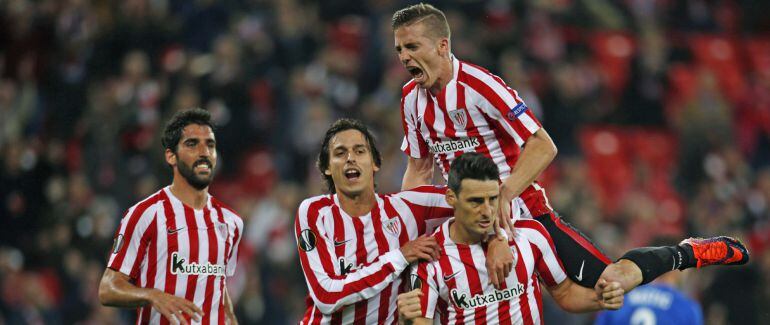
[595, 283, 703, 325]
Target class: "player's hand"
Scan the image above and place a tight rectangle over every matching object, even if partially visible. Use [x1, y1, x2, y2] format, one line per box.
[400, 236, 441, 263]
[148, 289, 203, 325]
[397, 289, 423, 323]
[595, 279, 624, 310]
[485, 236, 514, 290]
[497, 194, 515, 239]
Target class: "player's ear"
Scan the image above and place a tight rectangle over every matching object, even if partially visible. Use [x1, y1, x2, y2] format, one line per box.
[324, 168, 332, 176]
[445, 188, 457, 207]
[165, 149, 177, 166]
[438, 37, 449, 56]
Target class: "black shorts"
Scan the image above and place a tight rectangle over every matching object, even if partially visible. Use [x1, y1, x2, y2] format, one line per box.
[533, 212, 611, 288]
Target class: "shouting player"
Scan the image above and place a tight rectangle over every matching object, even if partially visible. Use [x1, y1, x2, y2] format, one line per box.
[99, 108, 243, 325]
[392, 3, 749, 292]
[399, 153, 624, 324]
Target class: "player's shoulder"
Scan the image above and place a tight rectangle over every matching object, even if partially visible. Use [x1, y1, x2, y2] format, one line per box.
[514, 219, 550, 239]
[389, 185, 449, 207]
[297, 194, 334, 216]
[459, 59, 492, 75]
[395, 185, 448, 196]
[211, 196, 241, 219]
[401, 79, 419, 95]
[123, 189, 165, 219]
[458, 59, 505, 88]
[514, 218, 547, 231]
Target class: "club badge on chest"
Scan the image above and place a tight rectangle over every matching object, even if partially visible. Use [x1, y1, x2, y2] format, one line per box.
[448, 109, 467, 129]
[383, 217, 401, 237]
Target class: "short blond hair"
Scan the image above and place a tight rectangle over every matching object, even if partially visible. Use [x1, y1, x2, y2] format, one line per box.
[392, 3, 450, 39]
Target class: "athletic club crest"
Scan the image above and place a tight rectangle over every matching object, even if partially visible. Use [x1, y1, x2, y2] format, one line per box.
[383, 217, 401, 237]
[448, 109, 467, 128]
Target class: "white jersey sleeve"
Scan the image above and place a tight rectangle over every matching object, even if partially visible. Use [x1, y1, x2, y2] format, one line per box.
[107, 197, 160, 279]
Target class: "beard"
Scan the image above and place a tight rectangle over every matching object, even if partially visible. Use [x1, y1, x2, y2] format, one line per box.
[177, 158, 214, 190]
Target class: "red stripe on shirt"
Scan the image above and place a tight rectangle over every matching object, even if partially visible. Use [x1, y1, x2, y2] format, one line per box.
[532, 272, 544, 322]
[128, 215, 155, 280]
[330, 205, 346, 323]
[109, 194, 161, 272]
[159, 191, 179, 325]
[475, 105, 519, 175]
[423, 95, 452, 175]
[457, 244, 486, 324]
[383, 198, 409, 246]
[460, 71, 531, 141]
[182, 205, 200, 324]
[455, 82, 493, 161]
[138, 217, 158, 324]
[434, 229, 464, 325]
[482, 243, 512, 325]
[201, 207, 219, 324]
[351, 217, 369, 324]
[513, 244, 534, 325]
[371, 201, 394, 324]
[331, 206, 347, 264]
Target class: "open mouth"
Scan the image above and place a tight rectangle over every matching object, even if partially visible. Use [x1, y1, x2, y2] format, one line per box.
[344, 168, 361, 181]
[194, 161, 212, 173]
[478, 219, 492, 229]
[407, 66, 424, 81]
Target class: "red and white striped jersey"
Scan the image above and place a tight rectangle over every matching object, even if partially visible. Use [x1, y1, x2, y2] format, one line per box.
[296, 186, 453, 325]
[412, 218, 567, 325]
[400, 56, 552, 218]
[107, 186, 243, 325]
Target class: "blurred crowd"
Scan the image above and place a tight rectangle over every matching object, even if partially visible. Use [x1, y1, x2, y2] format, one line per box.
[1, 0, 769, 324]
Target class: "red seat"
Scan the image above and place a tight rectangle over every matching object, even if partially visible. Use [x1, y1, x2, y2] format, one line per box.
[664, 63, 697, 124]
[589, 32, 636, 99]
[628, 129, 678, 174]
[745, 37, 770, 77]
[579, 127, 683, 218]
[579, 127, 634, 214]
[689, 35, 746, 102]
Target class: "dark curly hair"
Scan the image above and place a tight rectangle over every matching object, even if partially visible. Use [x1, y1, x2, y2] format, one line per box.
[161, 108, 216, 153]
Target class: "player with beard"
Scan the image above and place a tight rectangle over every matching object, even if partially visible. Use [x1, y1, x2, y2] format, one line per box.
[99, 108, 243, 325]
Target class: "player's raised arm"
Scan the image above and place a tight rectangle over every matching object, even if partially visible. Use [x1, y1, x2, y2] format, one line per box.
[402, 156, 434, 190]
[463, 64, 557, 235]
[392, 185, 453, 224]
[295, 197, 440, 314]
[498, 129, 556, 220]
[400, 79, 434, 191]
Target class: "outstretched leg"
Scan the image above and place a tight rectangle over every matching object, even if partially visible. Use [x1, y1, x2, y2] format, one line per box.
[606, 236, 750, 291]
[535, 212, 750, 292]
